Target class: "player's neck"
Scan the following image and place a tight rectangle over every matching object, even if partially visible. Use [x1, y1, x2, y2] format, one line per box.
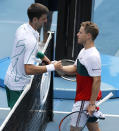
[84, 40, 95, 49]
[29, 22, 37, 31]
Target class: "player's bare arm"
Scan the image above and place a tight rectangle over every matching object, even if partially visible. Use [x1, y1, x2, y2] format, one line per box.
[62, 64, 77, 74]
[24, 61, 62, 75]
[88, 76, 101, 116]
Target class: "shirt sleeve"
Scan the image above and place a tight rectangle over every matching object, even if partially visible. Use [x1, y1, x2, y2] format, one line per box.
[74, 52, 81, 66]
[85, 55, 101, 77]
[74, 59, 77, 66]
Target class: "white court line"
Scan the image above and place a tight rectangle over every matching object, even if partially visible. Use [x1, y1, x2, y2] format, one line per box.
[54, 111, 119, 118]
[0, 107, 10, 111]
[0, 109, 119, 118]
[55, 88, 75, 91]
[104, 114, 119, 118]
[54, 111, 70, 114]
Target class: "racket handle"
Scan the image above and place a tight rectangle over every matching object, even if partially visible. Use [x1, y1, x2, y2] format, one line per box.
[96, 92, 113, 107]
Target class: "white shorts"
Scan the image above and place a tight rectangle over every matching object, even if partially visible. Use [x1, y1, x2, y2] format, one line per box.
[70, 101, 98, 128]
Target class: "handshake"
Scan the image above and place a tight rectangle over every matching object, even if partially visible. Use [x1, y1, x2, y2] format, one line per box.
[46, 60, 63, 72]
[36, 52, 63, 72]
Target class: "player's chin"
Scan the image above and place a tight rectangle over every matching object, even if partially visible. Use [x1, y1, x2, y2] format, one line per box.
[37, 24, 42, 29]
[37, 27, 41, 31]
[78, 40, 83, 45]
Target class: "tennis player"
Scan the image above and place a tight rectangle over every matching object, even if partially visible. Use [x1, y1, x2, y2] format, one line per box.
[59, 21, 102, 131]
[4, 3, 61, 109]
[35, 0, 58, 44]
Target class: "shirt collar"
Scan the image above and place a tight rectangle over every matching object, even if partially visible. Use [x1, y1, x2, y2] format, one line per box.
[25, 23, 39, 40]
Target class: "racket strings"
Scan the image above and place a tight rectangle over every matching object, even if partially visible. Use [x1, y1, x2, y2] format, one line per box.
[59, 110, 106, 131]
[59, 110, 87, 131]
[57, 59, 76, 82]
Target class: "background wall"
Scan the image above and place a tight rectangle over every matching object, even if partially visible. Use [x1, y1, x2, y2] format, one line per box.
[0, 0, 33, 59]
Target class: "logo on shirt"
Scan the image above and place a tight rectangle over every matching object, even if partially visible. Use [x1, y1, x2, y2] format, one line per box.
[92, 68, 101, 71]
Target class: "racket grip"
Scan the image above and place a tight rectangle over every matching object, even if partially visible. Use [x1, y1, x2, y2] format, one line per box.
[96, 92, 113, 107]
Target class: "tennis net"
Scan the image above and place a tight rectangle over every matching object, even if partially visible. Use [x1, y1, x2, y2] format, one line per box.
[0, 31, 55, 131]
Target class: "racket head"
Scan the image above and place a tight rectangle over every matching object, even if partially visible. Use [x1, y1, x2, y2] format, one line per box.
[40, 72, 51, 106]
[61, 59, 75, 66]
[57, 59, 76, 82]
[59, 110, 88, 131]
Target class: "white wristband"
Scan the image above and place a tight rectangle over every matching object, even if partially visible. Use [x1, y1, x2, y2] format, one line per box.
[46, 64, 55, 72]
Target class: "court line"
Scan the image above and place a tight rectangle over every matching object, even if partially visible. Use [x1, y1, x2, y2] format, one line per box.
[0, 109, 118, 118]
[0, 107, 10, 111]
[54, 111, 119, 118]
[55, 88, 75, 91]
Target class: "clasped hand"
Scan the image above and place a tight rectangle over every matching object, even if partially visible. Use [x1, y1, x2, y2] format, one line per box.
[52, 60, 63, 70]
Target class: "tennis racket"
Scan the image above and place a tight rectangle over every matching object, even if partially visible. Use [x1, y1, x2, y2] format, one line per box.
[59, 92, 113, 131]
[40, 72, 51, 106]
[59, 110, 88, 131]
[56, 59, 76, 82]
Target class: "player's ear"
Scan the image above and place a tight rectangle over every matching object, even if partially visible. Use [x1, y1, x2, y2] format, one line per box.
[32, 17, 38, 23]
[87, 33, 92, 40]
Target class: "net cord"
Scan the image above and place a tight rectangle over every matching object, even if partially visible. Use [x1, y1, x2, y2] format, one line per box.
[42, 31, 52, 54]
[0, 31, 53, 131]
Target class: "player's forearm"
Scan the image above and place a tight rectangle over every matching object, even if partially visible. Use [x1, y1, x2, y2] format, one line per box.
[89, 76, 101, 105]
[25, 61, 61, 75]
[62, 65, 77, 74]
[25, 64, 47, 75]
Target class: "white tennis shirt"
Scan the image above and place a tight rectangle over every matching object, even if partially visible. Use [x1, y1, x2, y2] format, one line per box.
[4, 23, 39, 91]
[75, 47, 101, 77]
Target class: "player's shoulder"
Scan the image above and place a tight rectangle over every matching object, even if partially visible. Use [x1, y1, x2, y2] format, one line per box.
[16, 24, 26, 32]
[15, 24, 28, 39]
[86, 48, 101, 63]
[78, 48, 85, 56]
[92, 47, 100, 54]
[88, 47, 100, 57]
[16, 23, 35, 42]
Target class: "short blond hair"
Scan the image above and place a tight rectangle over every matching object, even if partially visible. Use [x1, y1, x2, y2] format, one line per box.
[81, 21, 99, 40]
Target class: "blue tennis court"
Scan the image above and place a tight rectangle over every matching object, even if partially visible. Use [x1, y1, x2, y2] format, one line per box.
[0, 0, 119, 130]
